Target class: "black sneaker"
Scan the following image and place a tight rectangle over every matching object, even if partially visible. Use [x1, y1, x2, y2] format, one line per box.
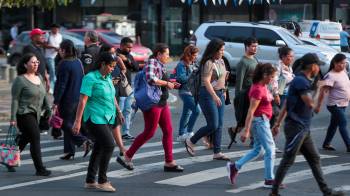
[122, 134, 135, 140]
[324, 190, 345, 196]
[36, 168, 52, 176]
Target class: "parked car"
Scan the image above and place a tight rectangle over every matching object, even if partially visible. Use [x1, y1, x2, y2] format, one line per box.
[192, 21, 335, 80]
[7, 31, 84, 67]
[67, 29, 152, 65]
[275, 20, 301, 34]
[299, 20, 342, 51]
[299, 36, 350, 76]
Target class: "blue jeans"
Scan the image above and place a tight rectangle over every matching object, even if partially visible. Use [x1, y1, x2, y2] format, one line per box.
[235, 116, 276, 180]
[119, 92, 133, 135]
[323, 105, 350, 147]
[190, 87, 224, 154]
[178, 93, 201, 136]
[46, 57, 56, 91]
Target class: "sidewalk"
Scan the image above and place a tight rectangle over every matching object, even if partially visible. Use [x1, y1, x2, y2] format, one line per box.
[0, 80, 11, 122]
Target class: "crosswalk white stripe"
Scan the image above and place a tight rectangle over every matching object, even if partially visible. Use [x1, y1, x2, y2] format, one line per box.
[335, 185, 350, 192]
[21, 141, 176, 165]
[49, 145, 207, 172]
[108, 150, 250, 178]
[155, 155, 337, 187]
[227, 162, 350, 193]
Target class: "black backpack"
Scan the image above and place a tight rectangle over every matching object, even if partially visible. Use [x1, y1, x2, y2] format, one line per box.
[187, 64, 201, 104]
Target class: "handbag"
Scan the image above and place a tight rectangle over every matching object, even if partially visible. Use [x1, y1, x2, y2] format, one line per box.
[0, 125, 21, 167]
[49, 110, 63, 129]
[118, 72, 133, 97]
[134, 70, 162, 111]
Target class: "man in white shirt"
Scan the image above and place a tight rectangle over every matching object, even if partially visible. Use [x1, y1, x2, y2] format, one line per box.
[10, 22, 19, 40]
[45, 24, 63, 94]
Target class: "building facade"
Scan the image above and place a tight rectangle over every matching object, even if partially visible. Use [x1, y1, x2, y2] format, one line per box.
[0, 0, 348, 54]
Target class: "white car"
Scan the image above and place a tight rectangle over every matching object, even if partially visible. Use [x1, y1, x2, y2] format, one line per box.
[192, 22, 335, 77]
[299, 37, 350, 76]
[299, 20, 342, 51]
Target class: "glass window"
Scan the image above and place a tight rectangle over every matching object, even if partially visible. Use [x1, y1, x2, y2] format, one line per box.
[204, 26, 253, 43]
[204, 26, 229, 41]
[254, 28, 282, 46]
[226, 27, 253, 43]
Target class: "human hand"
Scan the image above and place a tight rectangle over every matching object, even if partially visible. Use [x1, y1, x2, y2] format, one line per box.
[240, 128, 250, 143]
[213, 95, 222, 107]
[72, 121, 81, 135]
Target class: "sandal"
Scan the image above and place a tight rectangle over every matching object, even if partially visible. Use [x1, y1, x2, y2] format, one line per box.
[213, 153, 230, 161]
[116, 156, 134, 170]
[184, 139, 195, 157]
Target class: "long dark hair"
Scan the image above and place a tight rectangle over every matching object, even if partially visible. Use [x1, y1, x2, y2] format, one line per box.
[252, 63, 277, 84]
[17, 53, 37, 75]
[199, 38, 225, 67]
[92, 52, 116, 71]
[60, 39, 77, 58]
[149, 43, 169, 60]
[328, 53, 346, 72]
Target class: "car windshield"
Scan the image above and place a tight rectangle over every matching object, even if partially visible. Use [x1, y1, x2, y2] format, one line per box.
[100, 32, 122, 39]
[99, 33, 121, 44]
[63, 31, 84, 41]
[277, 28, 304, 45]
[61, 33, 84, 45]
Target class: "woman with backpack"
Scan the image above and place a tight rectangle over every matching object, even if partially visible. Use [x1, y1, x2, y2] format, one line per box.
[315, 53, 350, 152]
[175, 45, 201, 142]
[117, 43, 184, 172]
[184, 38, 230, 160]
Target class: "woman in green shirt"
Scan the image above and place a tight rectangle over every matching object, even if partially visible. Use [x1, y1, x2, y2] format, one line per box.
[72, 52, 124, 192]
[9, 53, 52, 176]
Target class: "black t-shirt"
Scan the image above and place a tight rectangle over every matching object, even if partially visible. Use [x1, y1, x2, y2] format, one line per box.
[116, 48, 139, 85]
[81, 43, 100, 74]
[158, 72, 169, 106]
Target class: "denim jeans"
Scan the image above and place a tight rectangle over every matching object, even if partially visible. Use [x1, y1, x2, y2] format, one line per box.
[178, 93, 201, 136]
[119, 92, 134, 135]
[46, 57, 56, 91]
[323, 105, 350, 147]
[190, 87, 224, 154]
[235, 116, 276, 180]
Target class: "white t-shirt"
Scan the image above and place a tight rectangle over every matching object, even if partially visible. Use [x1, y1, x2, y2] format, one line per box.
[45, 32, 63, 58]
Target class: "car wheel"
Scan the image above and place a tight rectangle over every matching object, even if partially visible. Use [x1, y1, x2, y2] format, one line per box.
[10, 55, 21, 67]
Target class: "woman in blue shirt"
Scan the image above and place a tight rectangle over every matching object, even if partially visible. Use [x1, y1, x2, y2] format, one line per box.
[72, 52, 124, 192]
[175, 45, 201, 142]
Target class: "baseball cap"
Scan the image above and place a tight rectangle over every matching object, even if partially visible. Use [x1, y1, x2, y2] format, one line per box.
[30, 28, 46, 37]
[300, 53, 324, 69]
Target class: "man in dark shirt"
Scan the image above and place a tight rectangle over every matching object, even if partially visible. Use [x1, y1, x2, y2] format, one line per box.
[116, 37, 139, 140]
[23, 28, 50, 91]
[229, 37, 258, 146]
[270, 53, 344, 196]
[81, 31, 100, 74]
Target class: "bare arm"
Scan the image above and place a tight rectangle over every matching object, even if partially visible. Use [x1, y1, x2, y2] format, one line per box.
[72, 94, 88, 134]
[315, 85, 330, 113]
[241, 98, 260, 143]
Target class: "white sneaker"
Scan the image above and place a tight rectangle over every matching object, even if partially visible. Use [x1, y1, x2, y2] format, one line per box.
[177, 134, 187, 142]
[186, 132, 194, 138]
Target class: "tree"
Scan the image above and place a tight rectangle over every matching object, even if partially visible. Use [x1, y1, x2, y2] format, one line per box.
[0, 0, 73, 9]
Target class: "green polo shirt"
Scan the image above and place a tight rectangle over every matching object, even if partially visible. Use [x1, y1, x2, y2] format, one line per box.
[80, 70, 116, 124]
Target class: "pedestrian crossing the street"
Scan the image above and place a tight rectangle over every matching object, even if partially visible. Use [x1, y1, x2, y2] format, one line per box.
[0, 134, 349, 195]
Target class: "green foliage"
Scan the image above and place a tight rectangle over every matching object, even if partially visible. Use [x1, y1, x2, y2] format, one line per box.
[0, 0, 73, 9]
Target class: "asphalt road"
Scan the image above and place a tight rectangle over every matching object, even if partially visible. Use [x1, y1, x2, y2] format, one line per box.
[0, 88, 350, 196]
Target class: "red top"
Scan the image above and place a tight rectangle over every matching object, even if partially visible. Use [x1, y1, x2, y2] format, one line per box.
[248, 83, 273, 119]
